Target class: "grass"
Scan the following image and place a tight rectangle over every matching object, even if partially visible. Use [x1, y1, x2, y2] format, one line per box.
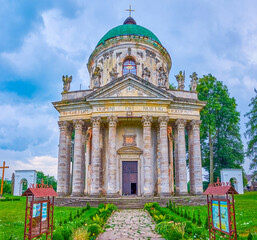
[182, 192, 257, 239]
[0, 195, 96, 240]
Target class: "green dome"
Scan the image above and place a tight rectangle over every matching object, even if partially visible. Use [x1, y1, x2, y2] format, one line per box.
[97, 23, 162, 46]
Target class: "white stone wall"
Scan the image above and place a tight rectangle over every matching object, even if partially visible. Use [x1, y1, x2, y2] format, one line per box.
[13, 170, 37, 196]
[220, 169, 244, 194]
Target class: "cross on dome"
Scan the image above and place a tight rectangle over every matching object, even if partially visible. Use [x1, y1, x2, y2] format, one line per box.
[125, 5, 135, 17]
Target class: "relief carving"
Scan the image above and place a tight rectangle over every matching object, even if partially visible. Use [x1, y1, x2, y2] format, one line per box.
[137, 51, 143, 58]
[103, 50, 113, 60]
[116, 52, 122, 58]
[92, 67, 102, 88]
[190, 72, 198, 91]
[128, 47, 131, 56]
[175, 71, 185, 90]
[155, 58, 160, 64]
[98, 58, 103, 65]
[122, 134, 137, 146]
[157, 67, 168, 87]
[62, 75, 72, 92]
[142, 64, 151, 81]
[145, 49, 156, 58]
[109, 64, 119, 81]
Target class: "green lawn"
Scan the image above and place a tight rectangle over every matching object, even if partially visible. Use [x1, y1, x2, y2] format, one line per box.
[0, 196, 95, 240]
[183, 192, 257, 239]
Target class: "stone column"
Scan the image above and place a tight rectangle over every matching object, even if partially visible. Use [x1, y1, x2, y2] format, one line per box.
[175, 119, 188, 195]
[90, 117, 102, 196]
[85, 128, 92, 195]
[57, 121, 71, 196]
[72, 119, 84, 196]
[188, 120, 203, 195]
[107, 116, 118, 196]
[142, 116, 153, 196]
[81, 125, 87, 193]
[168, 126, 174, 194]
[159, 116, 170, 196]
[65, 124, 72, 194]
[156, 127, 161, 194]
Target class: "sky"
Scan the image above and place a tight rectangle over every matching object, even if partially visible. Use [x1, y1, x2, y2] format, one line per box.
[0, 0, 257, 179]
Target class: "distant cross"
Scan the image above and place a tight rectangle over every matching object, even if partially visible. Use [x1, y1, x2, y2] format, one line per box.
[0, 161, 9, 196]
[125, 5, 135, 17]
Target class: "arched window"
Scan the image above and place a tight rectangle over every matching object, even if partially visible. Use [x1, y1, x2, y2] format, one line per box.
[123, 59, 136, 75]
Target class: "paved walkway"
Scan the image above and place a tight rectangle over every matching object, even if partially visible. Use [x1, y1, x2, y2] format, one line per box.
[97, 209, 164, 240]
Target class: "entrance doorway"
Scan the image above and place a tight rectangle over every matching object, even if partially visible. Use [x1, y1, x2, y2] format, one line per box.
[122, 161, 138, 195]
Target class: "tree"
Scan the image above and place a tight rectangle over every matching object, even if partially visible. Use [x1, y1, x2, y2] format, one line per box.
[197, 74, 244, 183]
[245, 89, 257, 176]
[37, 171, 57, 191]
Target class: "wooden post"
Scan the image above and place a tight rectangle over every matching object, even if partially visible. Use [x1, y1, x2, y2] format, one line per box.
[0, 161, 9, 196]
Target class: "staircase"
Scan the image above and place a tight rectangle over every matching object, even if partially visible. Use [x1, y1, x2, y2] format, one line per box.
[55, 195, 206, 208]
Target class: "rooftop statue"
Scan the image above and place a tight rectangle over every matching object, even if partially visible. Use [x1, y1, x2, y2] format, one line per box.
[62, 75, 72, 92]
[190, 72, 198, 91]
[175, 71, 185, 90]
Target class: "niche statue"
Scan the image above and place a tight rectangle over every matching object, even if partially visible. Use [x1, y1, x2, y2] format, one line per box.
[92, 67, 101, 88]
[157, 67, 168, 87]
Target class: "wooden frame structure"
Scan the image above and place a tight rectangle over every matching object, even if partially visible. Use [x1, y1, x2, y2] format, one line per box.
[204, 178, 238, 240]
[22, 182, 58, 240]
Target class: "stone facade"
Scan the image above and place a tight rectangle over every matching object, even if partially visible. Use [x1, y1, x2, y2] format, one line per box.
[53, 17, 206, 197]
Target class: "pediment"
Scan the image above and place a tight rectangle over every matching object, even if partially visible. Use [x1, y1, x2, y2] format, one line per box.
[86, 74, 174, 100]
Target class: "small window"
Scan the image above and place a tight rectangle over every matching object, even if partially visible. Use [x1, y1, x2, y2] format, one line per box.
[123, 59, 136, 75]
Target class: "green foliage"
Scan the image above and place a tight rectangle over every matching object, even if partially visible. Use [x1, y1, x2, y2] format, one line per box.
[204, 216, 209, 229]
[87, 223, 102, 236]
[92, 214, 104, 226]
[86, 202, 91, 210]
[197, 74, 244, 182]
[60, 227, 72, 240]
[192, 212, 196, 224]
[52, 230, 64, 240]
[247, 232, 253, 240]
[98, 203, 105, 209]
[69, 211, 73, 222]
[153, 214, 166, 223]
[197, 210, 202, 226]
[169, 82, 176, 90]
[2, 180, 12, 194]
[36, 171, 57, 191]
[155, 221, 183, 240]
[245, 89, 257, 176]
[0, 196, 20, 202]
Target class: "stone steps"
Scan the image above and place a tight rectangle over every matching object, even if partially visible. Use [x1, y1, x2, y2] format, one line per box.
[55, 195, 206, 208]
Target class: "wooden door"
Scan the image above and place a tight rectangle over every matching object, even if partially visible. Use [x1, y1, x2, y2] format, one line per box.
[122, 161, 138, 195]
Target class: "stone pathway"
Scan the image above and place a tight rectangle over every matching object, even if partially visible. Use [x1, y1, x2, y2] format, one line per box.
[97, 209, 164, 240]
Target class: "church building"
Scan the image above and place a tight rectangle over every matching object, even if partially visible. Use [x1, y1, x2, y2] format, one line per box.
[53, 16, 205, 197]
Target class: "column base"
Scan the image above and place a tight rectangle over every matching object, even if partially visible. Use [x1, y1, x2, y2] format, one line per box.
[71, 192, 85, 197]
[106, 193, 119, 198]
[89, 193, 101, 197]
[159, 193, 171, 197]
[175, 192, 189, 196]
[57, 192, 70, 197]
[190, 192, 203, 196]
[143, 193, 154, 197]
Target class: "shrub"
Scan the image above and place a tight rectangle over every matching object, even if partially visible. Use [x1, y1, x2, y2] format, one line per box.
[86, 202, 91, 210]
[204, 216, 209, 229]
[52, 231, 64, 240]
[153, 214, 166, 223]
[60, 227, 72, 240]
[197, 210, 202, 226]
[69, 211, 73, 222]
[155, 221, 183, 240]
[63, 219, 67, 224]
[92, 214, 104, 226]
[98, 203, 105, 209]
[248, 232, 253, 240]
[87, 223, 102, 236]
[192, 212, 196, 224]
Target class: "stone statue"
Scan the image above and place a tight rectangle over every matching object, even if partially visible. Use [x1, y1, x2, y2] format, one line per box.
[190, 72, 198, 91]
[157, 67, 168, 87]
[109, 65, 119, 81]
[142, 64, 151, 81]
[62, 75, 72, 92]
[175, 71, 185, 90]
[92, 67, 101, 88]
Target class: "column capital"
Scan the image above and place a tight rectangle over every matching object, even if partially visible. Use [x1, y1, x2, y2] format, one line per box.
[73, 119, 85, 130]
[158, 116, 169, 127]
[175, 119, 187, 129]
[91, 117, 102, 128]
[107, 116, 118, 127]
[142, 115, 153, 127]
[58, 121, 71, 131]
[189, 120, 202, 131]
